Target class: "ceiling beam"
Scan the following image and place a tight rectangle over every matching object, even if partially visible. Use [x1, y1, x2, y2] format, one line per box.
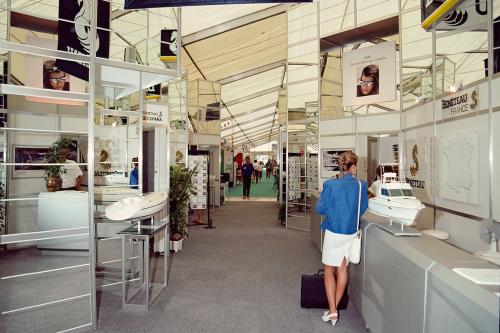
[233, 133, 278, 147]
[222, 112, 277, 133]
[224, 86, 280, 107]
[233, 130, 278, 145]
[182, 5, 287, 46]
[226, 123, 278, 140]
[224, 123, 278, 140]
[221, 102, 276, 122]
[219, 60, 286, 85]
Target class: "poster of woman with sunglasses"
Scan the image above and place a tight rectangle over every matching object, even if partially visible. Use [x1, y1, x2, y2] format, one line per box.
[356, 64, 379, 97]
[342, 41, 396, 107]
[43, 60, 70, 91]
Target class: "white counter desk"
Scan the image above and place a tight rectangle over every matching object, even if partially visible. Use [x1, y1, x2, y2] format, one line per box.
[37, 191, 89, 251]
[310, 193, 500, 333]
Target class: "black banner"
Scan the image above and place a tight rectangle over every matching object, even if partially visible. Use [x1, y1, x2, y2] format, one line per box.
[146, 84, 162, 99]
[160, 29, 177, 60]
[56, 0, 110, 81]
[126, 0, 311, 9]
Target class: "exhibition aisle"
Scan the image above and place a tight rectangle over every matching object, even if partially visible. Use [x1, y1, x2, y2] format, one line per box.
[94, 201, 364, 332]
[227, 176, 277, 199]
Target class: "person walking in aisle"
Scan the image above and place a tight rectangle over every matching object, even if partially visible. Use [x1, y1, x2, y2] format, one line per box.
[253, 159, 260, 184]
[242, 156, 254, 199]
[265, 159, 272, 179]
[315, 152, 368, 327]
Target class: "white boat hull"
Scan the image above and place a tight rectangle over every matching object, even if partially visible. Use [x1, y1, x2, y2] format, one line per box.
[105, 192, 168, 221]
[368, 199, 424, 226]
[104, 174, 129, 186]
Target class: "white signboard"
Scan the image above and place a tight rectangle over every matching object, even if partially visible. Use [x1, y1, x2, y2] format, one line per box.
[441, 87, 478, 120]
[143, 104, 168, 127]
[342, 41, 397, 107]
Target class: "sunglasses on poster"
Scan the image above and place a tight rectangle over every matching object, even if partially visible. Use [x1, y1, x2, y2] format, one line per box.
[358, 80, 374, 87]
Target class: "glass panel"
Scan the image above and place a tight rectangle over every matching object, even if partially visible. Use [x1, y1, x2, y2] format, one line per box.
[402, 188, 413, 197]
[389, 189, 403, 196]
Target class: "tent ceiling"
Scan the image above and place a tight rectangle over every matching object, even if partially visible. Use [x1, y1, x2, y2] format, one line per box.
[181, 7, 286, 148]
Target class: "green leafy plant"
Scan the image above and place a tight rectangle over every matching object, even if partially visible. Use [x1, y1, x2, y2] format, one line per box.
[169, 164, 198, 240]
[44, 138, 75, 178]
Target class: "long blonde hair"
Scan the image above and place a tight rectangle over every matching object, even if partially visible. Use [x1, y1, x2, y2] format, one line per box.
[337, 151, 358, 178]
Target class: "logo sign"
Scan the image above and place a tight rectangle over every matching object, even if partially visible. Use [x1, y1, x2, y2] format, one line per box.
[405, 139, 427, 190]
[160, 29, 177, 63]
[410, 144, 419, 177]
[146, 84, 161, 100]
[125, 0, 311, 8]
[441, 87, 478, 120]
[421, 0, 487, 31]
[56, 0, 110, 81]
[143, 104, 168, 127]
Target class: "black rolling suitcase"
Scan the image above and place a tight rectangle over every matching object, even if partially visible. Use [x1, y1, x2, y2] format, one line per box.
[300, 269, 349, 309]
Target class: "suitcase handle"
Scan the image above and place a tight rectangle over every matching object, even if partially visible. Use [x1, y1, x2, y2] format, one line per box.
[317, 269, 324, 276]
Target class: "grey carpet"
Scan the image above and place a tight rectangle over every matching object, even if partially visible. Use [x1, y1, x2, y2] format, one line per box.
[94, 201, 366, 333]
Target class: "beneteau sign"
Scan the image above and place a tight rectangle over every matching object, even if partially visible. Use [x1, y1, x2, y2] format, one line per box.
[441, 87, 478, 120]
[125, 0, 311, 8]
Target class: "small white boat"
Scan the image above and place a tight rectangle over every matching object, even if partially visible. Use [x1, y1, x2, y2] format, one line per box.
[368, 172, 424, 226]
[105, 192, 168, 221]
[104, 174, 129, 186]
[94, 186, 139, 204]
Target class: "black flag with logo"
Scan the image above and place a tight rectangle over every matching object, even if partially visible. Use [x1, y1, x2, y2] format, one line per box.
[125, 0, 311, 8]
[160, 29, 177, 62]
[146, 84, 162, 99]
[56, 0, 110, 81]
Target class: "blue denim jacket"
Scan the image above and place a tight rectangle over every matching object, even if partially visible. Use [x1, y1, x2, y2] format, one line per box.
[315, 173, 368, 234]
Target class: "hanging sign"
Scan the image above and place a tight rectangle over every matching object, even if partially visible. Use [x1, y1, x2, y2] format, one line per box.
[421, 0, 488, 31]
[143, 104, 168, 127]
[125, 0, 311, 9]
[342, 41, 396, 107]
[160, 29, 177, 63]
[56, 0, 110, 81]
[441, 87, 478, 120]
[146, 84, 161, 100]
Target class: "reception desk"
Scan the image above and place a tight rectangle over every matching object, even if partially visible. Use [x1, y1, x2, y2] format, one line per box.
[310, 197, 500, 333]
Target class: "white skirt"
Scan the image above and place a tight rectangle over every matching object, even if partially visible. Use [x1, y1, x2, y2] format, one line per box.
[322, 230, 356, 267]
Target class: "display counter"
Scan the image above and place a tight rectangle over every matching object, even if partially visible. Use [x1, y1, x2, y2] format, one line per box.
[37, 191, 89, 251]
[311, 202, 500, 333]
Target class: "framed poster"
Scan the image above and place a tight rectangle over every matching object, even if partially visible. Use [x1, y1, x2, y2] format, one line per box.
[321, 149, 353, 178]
[25, 37, 85, 106]
[12, 145, 49, 178]
[342, 41, 396, 107]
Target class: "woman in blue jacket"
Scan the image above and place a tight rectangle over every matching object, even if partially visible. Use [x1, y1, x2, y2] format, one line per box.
[315, 152, 368, 326]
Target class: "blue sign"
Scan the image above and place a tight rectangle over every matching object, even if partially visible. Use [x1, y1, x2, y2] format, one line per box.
[125, 0, 311, 9]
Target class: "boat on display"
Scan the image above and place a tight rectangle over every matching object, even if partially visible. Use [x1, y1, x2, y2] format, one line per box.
[104, 174, 129, 186]
[105, 192, 168, 221]
[368, 171, 425, 227]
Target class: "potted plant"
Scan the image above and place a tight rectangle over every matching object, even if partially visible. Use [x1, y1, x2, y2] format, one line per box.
[44, 138, 75, 192]
[169, 164, 198, 252]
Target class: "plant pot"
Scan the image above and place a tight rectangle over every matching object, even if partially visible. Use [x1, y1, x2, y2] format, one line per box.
[169, 238, 183, 252]
[46, 176, 61, 192]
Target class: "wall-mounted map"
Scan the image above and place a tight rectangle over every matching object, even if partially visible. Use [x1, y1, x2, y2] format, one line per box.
[439, 129, 479, 204]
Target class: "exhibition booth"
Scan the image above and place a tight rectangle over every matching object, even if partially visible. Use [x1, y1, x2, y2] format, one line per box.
[0, 0, 499, 332]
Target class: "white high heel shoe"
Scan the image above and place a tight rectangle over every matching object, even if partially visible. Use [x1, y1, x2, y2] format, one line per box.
[322, 311, 339, 326]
